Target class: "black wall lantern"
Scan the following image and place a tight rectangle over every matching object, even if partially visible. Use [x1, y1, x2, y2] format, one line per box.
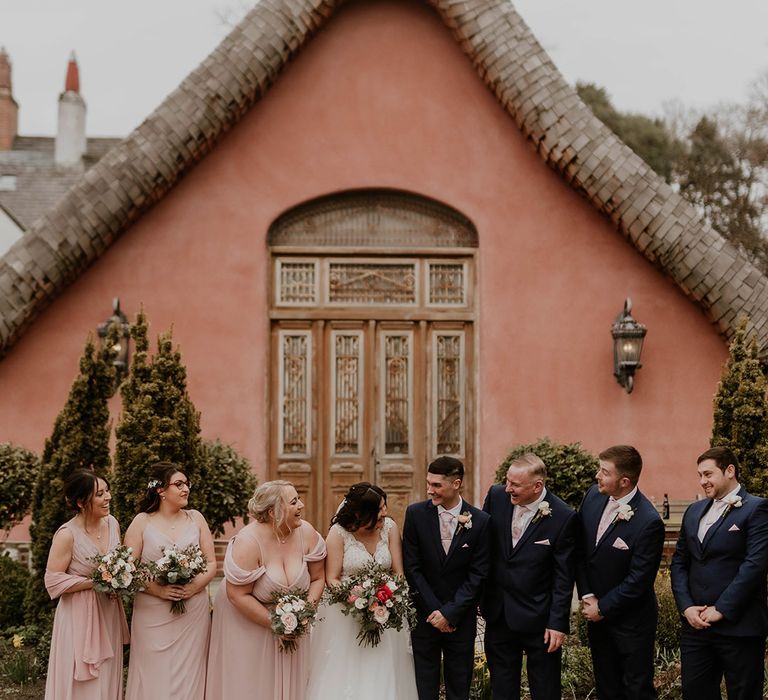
[611, 298, 647, 394]
[97, 298, 131, 382]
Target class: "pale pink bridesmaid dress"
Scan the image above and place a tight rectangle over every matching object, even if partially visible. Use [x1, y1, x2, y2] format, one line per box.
[205, 526, 326, 700]
[125, 513, 211, 700]
[44, 514, 129, 700]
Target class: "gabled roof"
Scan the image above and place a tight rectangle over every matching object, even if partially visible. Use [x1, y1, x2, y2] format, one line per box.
[0, 136, 121, 229]
[1, 0, 767, 358]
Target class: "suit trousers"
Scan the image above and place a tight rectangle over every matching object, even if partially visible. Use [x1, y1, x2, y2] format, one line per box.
[587, 614, 657, 700]
[411, 617, 475, 700]
[485, 616, 561, 700]
[680, 626, 766, 700]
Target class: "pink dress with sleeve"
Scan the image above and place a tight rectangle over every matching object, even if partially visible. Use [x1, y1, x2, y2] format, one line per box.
[125, 513, 211, 700]
[205, 524, 327, 700]
[44, 515, 129, 700]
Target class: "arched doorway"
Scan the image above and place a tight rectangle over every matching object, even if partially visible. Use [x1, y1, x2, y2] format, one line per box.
[268, 190, 478, 529]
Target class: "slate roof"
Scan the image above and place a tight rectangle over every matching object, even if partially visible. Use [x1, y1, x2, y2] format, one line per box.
[0, 0, 767, 359]
[0, 136, 121, 229]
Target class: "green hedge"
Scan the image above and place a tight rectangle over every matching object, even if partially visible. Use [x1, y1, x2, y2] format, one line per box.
[494, 437, 598, 509]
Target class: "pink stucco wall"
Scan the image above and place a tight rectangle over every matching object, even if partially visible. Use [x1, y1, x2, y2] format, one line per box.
[0, 0, 726, 518]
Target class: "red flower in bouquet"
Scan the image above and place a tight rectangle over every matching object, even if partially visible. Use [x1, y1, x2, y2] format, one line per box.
[375, 584, 393, 604]
[326, 562, 417, 647]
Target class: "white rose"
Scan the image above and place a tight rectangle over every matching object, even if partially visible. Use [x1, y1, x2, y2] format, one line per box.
[385, 600, 393, 608]
[354, 597, 367, 610]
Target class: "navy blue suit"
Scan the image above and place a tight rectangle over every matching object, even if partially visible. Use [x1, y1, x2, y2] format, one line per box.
[482, 486, 576, 700]
[671, 486, 768, 699]
[402, 499, 490, 700]
[576, 485, 664, 700]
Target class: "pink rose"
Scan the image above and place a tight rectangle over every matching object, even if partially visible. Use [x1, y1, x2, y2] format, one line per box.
[280, 612, 298, 633]
[372, 605, 390, 625]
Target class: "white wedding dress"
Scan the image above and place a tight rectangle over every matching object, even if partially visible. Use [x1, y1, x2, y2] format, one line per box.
[307, 520, 419, 700]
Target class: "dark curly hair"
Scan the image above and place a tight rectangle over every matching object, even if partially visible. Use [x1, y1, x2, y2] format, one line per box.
[331, 482, 387, 532]
[137, 462, 188, 514]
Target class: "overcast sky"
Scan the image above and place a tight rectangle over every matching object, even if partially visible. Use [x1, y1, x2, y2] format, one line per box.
[1, 0, 767, 137]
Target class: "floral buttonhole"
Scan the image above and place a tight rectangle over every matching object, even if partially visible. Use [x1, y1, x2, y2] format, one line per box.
[532, 501, 552, 523]
[722, 494, 743, 518]
[613, 504, 634, 523]
[457, 512, 473, 531]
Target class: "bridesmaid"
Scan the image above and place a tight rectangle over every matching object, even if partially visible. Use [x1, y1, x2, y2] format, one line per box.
[206, 480, 326, 700]
[45, 469, 129, 700]
[124, 461, 216, 700]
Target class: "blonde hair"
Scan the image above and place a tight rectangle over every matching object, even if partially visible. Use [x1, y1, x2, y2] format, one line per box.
[507, 453, 547, 481]
[248, 480, 294, 528]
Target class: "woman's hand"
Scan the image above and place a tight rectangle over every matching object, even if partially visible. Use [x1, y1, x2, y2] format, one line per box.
[146, 581, 186, 601]
[180, 578, 206, 599]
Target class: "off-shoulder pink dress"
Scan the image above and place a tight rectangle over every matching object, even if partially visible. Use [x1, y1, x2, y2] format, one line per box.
[125, 513, 211, 700]
[205, 525, 326, 700]
[44, 514, 129, 700]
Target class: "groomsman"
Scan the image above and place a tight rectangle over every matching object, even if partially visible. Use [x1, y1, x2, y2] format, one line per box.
[576, 445, 664, 700]
[482, 453, 577, 700]
[670, 447, 768, 700]
[403, 456, 491, 700]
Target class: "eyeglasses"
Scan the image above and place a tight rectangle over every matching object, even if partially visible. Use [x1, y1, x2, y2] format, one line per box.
[169, 480, 192, 490]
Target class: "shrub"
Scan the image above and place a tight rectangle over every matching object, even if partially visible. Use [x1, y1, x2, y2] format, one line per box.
[711, 316, 768, 496]
[197, 440, 257, 537]
[655, 570, 681, 659]
[561, 641, 595, 699]
[25, 334, 116, 624]
[113, 314, 205, 526]
[494, 437, 598, 509]
[0, 556, 31, 629]
[0, 444, 40, 531]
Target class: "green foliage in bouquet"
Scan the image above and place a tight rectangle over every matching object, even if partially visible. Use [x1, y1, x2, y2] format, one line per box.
[495, 437, 598, 509]
[0, 443, 40, 531]
[326, 561, 417, 648]
[25, 332, 117, 624]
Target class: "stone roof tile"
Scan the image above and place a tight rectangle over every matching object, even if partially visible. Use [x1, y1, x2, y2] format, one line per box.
[1, 0, 767, 361]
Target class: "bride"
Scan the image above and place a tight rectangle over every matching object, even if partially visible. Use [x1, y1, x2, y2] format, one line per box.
[307, 483, 418, 699]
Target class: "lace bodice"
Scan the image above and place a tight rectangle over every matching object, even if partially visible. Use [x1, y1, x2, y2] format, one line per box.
[332, 519, 393, 577]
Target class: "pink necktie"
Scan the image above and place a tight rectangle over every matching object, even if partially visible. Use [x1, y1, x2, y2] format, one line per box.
[440, 511, 455, 553]
[596, 498, 620, 544]
[512, 505, 528, 546]
[698, 499, 726, 542]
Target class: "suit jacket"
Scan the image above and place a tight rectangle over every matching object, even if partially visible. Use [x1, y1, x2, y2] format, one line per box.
[482, 486, 576, 634]
[576, 484, 664, 622]
[402, 499, 490, 633]
[670, 486, 768, 636]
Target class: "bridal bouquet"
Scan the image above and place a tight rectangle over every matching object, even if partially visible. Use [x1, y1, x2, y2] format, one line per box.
[326, 562, 417, 647]
[149, 543, 207, 614]
[89, 545, 149, 604]
[269, 589, 319, 653]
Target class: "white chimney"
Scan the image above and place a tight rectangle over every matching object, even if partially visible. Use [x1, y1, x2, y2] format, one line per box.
[55, 52, 86, 167]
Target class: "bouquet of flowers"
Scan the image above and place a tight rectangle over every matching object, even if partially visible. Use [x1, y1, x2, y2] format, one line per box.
[89, 545, 148, 604]
[149, 543, 207, 614]
[326, 561, 417, 647]
[269, 589, 319, 653]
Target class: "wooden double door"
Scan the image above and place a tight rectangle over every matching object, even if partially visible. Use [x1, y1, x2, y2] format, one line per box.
[270, 319, 474, 530]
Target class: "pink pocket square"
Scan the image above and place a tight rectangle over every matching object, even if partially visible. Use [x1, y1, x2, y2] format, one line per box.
[534, 539, 551, 546]
[728, 524, 741, 532]
[612, 537, 629, 550]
